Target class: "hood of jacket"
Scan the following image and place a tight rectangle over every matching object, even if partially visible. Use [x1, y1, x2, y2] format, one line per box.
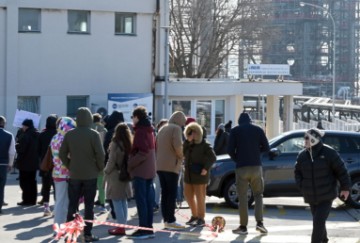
[45, 115, 58, 130]
[106, 111, 124, 130]
[76, 107, 93, 128]
[57, 117, 76, 136]
[238, 112, 252, 125]
[169, 111, 186, 127]
[184, 122, 203, 144]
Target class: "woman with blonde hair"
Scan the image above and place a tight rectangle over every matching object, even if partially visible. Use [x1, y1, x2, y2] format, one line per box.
[104, 123, 133, 236]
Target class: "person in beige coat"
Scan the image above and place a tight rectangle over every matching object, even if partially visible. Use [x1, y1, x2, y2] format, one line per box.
[104, 123, 133, 236]
[156, 111, 187, 230]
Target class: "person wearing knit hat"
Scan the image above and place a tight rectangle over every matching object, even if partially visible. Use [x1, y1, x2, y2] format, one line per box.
[224, 120, 232, 133]
[295, 128, 351, 243]
[16, 118, 39, 206]
[227, 111, 269, 235]
[304, 128, 325, 148]
[185, 117, 196, 126]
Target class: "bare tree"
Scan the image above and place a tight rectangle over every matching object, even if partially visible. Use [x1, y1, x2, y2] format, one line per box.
[170, 0, 275, 78]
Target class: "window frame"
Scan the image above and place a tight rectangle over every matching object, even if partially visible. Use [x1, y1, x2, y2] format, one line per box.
[115, 12, 136, 35]
[18, 96, 40, 113]
[18, 8, 41, 33]
[67, 10, 91, 34]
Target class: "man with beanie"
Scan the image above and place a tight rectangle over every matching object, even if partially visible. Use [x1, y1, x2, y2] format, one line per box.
[227, 112, 269, 235]
[156, 111, 187, 230]
[60, 107, 105, 242]
[0, 116, 16, 214]
[295, 128, 350, 243]
[16, 119, 40, 206]
[38, 114, 58, 216]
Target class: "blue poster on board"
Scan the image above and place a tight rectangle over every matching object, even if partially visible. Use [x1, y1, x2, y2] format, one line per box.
[108, 93, 153, 122]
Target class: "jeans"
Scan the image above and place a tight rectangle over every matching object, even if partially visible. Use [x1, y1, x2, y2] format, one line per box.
[0, 166, 7, 211]
[157, 171, 178, 223]
[112, 199, 128, 225]
[310, 200, 332, 243]
[235, 166, 264, 226]
[54, 180, 69, 226]
[132, 177, 155, 229]
[19, 170, 37, 204]
[67, 178, 97, 236]
[96, 173, 105, 205]
[153, 174, 161, 208]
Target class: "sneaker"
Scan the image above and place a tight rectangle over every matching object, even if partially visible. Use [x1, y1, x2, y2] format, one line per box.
[153, 206, 159, 213]
[2, 202, 8, 206]
[195, 218, 206, 227]
[165, 221, 186, 230]
[108, 227, 126, 236]
[131, 212, 138, 219]
[185, 216, 198, 225]
[98, 206, 107, 214]
[84, 234, 99, 242]
[232, 225, 248, 235]
[256, 221, 268, 234]
[127, 230, 154, 239]
[37, 199, 44, 205]
[43, 208, 52, 217]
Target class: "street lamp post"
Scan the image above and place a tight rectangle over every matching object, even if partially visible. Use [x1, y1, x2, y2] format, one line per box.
[300, 2, 336, 121]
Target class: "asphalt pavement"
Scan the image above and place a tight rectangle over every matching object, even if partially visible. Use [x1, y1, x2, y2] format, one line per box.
[1, 172, 360, 243]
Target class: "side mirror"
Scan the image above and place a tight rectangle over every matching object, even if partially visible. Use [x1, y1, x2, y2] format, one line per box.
[269, 148, 280, 160]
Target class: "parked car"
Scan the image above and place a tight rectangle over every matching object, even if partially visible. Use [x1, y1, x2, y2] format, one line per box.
[207, 130, 360, 209]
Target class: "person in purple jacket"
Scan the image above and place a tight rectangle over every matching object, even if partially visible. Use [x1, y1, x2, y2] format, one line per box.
[227, 112, 270, 235]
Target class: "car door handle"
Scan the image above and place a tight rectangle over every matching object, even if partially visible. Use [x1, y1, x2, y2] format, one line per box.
[345, 159, 354, 164]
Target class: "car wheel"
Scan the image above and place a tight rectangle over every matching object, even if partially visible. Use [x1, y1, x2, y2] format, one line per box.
[345, 177, 360, 209]
[223, 178, 254, 209]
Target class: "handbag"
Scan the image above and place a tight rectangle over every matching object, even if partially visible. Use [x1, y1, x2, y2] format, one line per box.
[40, 146, 53, 172]
[116, 142, 131, 182]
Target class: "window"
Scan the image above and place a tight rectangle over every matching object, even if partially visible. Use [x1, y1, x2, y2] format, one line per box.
[18, 96, 40, 113]
[276, 137, 304, 153]
[18, 8, 41, 32]
[172, 100, 191, 116]
[68, 10, 90, 33]
[196, 100, 212, 136]
[67, 96, 88, 118]
[215, 100, 225, 131]
[115, 13, 136, 35]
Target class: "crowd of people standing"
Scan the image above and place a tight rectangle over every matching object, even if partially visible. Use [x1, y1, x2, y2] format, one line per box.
[0, 106, 351, 243]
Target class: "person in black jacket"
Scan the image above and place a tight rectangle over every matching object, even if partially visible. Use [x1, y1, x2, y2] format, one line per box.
[38, 114, 58, 216]
[295, 128, 350, 243]
[15, 119, 40, 206]
[227, 112, 269, 235]
[213, 123, 229, 155]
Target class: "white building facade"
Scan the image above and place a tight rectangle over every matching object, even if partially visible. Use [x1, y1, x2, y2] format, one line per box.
[0, 0, 162, 134]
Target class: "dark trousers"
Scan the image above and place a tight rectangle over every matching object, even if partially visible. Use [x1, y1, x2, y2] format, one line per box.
[19, 170, 37, 204]
[133, 177, 155, 229]
[67, 178, 97, 236]
[40, 170, 54, 203]
[0, 166, 8, 211]
[157, 171, 179, 223]
[310, 200, 332, 243]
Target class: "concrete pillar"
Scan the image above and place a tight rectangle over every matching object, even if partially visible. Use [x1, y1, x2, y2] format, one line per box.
[283, 95, 294, 132]
[229, 94, 243, 125]
[266, 95, 280, 139]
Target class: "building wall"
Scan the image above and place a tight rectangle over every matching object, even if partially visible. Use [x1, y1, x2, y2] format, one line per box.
[0, 0, 157, 133]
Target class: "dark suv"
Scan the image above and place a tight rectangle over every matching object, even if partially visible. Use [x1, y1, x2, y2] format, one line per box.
[207, 130, 360, 209]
